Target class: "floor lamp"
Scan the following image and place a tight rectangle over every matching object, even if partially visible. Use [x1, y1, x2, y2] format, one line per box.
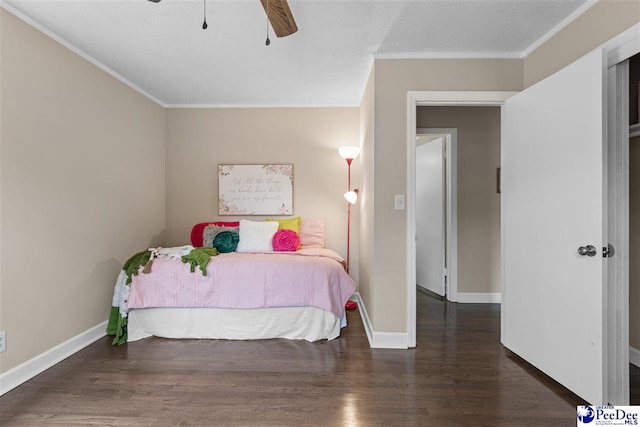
[338, 146, 360, 275]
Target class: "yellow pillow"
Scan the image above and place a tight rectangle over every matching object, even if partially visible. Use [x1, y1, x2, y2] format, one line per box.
[266, 217, 301, 234]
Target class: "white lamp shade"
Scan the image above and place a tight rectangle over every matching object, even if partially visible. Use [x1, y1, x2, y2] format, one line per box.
[338, 146, 361, 160]
[344, 190, 358, 205]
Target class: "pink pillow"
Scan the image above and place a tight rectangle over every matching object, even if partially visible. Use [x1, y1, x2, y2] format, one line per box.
[299, 218, 325, 248]
[272, 229, 300, 252]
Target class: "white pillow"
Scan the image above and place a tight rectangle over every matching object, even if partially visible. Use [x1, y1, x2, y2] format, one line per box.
[236, 220, 279, 253]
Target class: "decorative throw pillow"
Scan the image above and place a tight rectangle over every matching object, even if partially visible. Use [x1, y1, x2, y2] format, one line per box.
[266, 216, 301, 234]
[203, 224, 239, 247]
[191, 221, 240, 247]
[272, 229, 300, 252]
[212, 231, 239, 253]
[236, 220, 279, 253]
[299, 218, 325, 248]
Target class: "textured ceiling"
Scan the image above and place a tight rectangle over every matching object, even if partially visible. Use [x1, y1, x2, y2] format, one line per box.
[2, 0, 591, 107]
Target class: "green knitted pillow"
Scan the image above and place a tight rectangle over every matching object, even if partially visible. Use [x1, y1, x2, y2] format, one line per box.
[212, 230, 240, 253]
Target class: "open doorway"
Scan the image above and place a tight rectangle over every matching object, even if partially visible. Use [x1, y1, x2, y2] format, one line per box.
[415, 108, 501, 310]
[406, 92, 513, 349]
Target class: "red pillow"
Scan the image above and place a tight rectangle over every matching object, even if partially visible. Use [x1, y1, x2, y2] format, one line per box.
[191, 221, 240, 247]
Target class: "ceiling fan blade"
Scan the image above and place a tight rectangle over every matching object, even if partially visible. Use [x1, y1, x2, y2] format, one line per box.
[147, 0, 161, 3]
[260, 0, 298, 38]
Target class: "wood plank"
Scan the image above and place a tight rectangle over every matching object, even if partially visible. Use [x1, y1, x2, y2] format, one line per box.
[2, 292, 629, 426]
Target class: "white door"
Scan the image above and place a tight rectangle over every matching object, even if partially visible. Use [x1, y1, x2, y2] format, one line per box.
[502, 49, 606, 404]
[416, 136, 445, 296]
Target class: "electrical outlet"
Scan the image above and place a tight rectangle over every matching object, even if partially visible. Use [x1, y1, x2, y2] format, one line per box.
[0, 331, 5, 353]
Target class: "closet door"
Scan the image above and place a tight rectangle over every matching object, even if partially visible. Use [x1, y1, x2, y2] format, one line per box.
[502, 49, 606, 404]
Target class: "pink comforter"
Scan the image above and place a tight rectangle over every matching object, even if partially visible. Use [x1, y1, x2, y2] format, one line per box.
[126, 249, 356, 319]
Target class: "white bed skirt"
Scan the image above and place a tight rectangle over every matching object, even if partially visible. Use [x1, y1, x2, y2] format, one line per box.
[127, 306, 345, 342]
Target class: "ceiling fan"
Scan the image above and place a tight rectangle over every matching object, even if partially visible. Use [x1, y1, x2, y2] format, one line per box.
[147, 0, 298, 40]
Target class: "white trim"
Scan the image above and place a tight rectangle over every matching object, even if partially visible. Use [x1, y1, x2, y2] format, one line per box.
[367, 331, 410, 349]
[521, 0, 597, 58]
[630, 346, 640, 368]
[413, 91, 518, 106]
[407, 95, 418, 348]
[373, 52, 521, 60]
[167, 103, 360, 109]
[352, 293, 408, 349]
[606, 59, 629, 404]
[457, 293, 502, 304]
[0, 2, 167, 108]
[603, 22, 640, 405]
[604, 23, 640, 68]
[407, 91, 516, 350]
[352, 293, 375, 345]
[500, 106, 507, 346]
[0, 321, 107, 396]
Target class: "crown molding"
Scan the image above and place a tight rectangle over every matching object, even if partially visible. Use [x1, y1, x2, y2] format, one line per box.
[0, 1, 167, 108]
[166, 103, 359, 109]
[373, 51, 521, 60]
[521, 0, 598, 58]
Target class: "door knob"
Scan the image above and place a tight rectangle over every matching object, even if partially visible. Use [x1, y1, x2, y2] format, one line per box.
[603, 244, 615, 258]
[577, 245, 597, 257]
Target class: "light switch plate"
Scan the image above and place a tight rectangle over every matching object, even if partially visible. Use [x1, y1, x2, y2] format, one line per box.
[394, 194, 405, 210]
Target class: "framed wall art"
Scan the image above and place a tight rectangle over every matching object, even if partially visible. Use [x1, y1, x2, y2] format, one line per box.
[218, 164, 293, 216]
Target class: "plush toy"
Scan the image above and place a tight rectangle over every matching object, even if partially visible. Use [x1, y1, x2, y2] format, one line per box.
[345, 300, 357, 310]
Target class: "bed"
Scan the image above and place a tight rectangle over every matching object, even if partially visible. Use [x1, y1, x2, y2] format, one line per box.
[107, 218, 356, 344]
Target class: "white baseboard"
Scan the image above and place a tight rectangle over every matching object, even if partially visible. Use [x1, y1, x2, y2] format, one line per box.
[0, 321, 107, 396]
[457, 292, 501, 303]
[631, 346, 640, 368]
[351, 293, 408, 349]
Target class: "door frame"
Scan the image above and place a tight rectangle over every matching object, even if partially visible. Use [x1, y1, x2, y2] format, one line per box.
[405, 22, 639, 401]
[602, 21, 640, 404]
[606, 60, 630, 405]
[406, 91, 516, 348]
[415, 129, 457, 301]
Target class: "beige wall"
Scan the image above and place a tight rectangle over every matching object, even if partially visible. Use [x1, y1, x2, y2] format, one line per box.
[164, 107, 361, 282]
[2, 0, 636, 369]
[358, 66, 375, 320]
[630, 136, 640, 350]
[0, 9, 166, 373]
[524, 0, 640, 88]
[368, 58, 522, 332]
[361, 0, 640, 337]
[417, 107, 501, 294]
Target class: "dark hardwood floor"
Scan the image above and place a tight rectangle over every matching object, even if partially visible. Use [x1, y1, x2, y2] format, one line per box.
[0, 291, 615, 426]
[632, 364, 640, 405]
